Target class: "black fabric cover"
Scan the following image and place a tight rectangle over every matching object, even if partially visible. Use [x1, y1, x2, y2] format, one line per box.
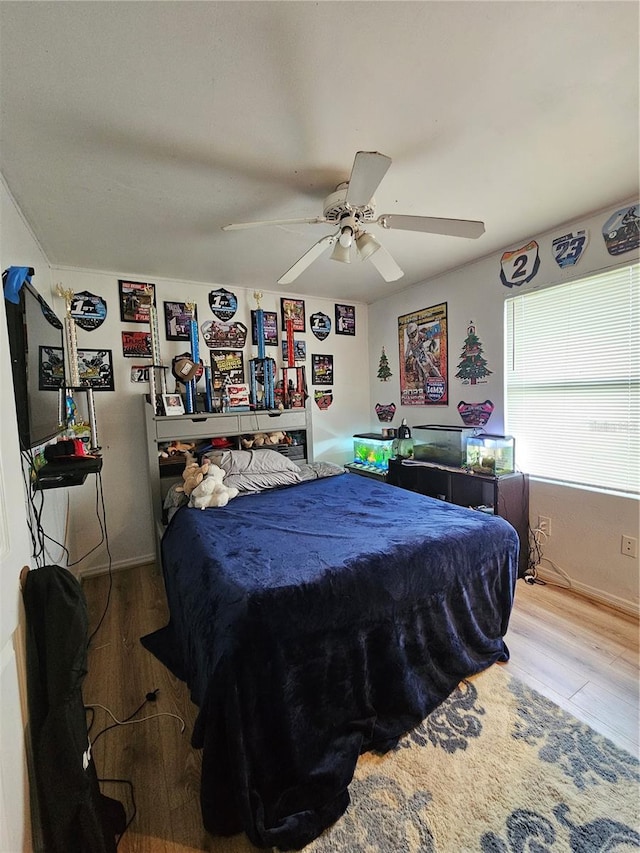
[22, 565, 125, 852]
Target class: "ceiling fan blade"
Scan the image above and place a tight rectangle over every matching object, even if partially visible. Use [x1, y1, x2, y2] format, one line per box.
[277, 233, 338, 285]
[368, 244, 404, 282]
[377, 214, 485, 239]
[222, 217, 326, 231]
[345, 151, 392, 208]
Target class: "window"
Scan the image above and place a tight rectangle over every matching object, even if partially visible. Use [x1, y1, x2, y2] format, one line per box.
[505, 263, 639, 495]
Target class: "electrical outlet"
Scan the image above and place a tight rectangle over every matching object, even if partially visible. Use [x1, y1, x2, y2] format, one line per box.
[538, 516, 551, 537]
[621, 535, 638, 558]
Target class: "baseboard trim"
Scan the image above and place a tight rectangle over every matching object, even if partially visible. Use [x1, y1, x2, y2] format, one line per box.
[535, 567, 639, 619]
[77, 553, 157, 580]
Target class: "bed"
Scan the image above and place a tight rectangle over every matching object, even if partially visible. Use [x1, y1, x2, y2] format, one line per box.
[143, 453, 519, 850]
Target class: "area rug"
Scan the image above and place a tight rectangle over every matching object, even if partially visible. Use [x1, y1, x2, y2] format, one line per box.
[301, 664, 639, 853]
[201, 664, 639, 853]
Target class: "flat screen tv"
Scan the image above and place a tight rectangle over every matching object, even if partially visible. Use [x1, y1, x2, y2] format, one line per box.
[3, 269, 66, 450]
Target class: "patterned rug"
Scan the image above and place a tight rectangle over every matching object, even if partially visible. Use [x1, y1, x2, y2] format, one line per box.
[213, 664, 639, 852]
[304, 664, 639, 853]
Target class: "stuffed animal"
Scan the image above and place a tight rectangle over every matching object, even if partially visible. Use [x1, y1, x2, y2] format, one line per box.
[267, 431, 286, 445]
[176, 454, 210, 497]
[189, 464, 239, 509]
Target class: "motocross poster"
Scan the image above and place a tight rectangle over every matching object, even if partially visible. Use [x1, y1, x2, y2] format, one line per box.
[77, 349, 114, 391]
[398, 303, 448, 406]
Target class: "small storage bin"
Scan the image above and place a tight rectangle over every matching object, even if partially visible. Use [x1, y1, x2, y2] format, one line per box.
[412, 425, 475, 468]
[466, 434, 515, 475]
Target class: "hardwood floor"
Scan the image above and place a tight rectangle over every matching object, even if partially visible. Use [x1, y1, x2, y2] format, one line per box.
[81, 564, 639, 852]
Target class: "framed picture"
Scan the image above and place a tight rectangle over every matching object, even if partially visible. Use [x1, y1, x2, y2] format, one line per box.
[119, 280, 155, 324]
[281, 339, 306, 362]
[251, 310, 278, 347]
[162, 393, 185, 416]
[77, 349, 115, 391]
[164, 301, 197, 341]
[281, 298, 306, 333]
[38, 346, 65, 391]
[398, 302, 448, 406]
[335, 303, 355, 336]
[312, 353, 333, 385]
[122, 330, 153, 358]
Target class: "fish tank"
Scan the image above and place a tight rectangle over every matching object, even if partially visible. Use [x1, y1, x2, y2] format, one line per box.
[413, 425, 475, 468]
[466, 434, 515, 475]
[352, 433, 395, 472]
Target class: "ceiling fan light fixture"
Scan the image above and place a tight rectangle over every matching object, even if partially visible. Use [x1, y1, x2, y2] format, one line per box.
[356, 231, 381, 260]
[339, 226, 354, 248]
[330, 240, 351, 264]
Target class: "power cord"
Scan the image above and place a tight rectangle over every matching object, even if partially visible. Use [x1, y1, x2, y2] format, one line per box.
[86, 691, 186, 747]
[524, 524, 572, 588]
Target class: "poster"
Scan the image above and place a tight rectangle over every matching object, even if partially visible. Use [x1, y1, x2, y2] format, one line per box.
[210, 349, 245, 389]
[398, 303, 448, 406]
[77, 349, 114, 391]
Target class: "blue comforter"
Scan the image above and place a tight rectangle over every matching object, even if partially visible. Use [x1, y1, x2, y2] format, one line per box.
[151, 473, 519, 850]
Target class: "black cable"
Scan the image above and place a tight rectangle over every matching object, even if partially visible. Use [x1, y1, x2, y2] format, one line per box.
[87, 470, 113, 646]
[88, 690, 158, 747]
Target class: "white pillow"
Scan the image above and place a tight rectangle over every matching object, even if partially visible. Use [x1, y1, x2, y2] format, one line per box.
[206, 448, 301, 493]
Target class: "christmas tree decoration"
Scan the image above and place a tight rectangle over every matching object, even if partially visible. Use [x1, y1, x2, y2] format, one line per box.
[377, 346, 392, 381]
[455, 322, 492, 385]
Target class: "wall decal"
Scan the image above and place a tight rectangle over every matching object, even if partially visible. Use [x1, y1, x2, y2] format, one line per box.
[70, 290, 107, 330]
[552, 230, 589, 268]
[310, 311, 331, 340]
[122, 330, 152, 357]
[312, 354, 333, 385]
[208, 288, 238, 321]
[201, 320, 247, 349]
[77, 349, 114, 391]
[499, 241, 540, 287]
[119, 280, 155, 323]
[398, 303, 448, 406]
[377, 346, 392, 381]
[375, 403, 396, 423]
[314, 389, 333, 410]
[335, 303, 355, 336]
[455, 321, 492, 385]
[457, 400, 494, 428]
[601, 204, 639, 256]
[130, 365, 150, 383]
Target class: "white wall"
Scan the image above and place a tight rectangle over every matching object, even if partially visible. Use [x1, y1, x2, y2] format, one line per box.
[368, 197, 639, 614]
[0, 177, 68, 852]
[47, 268, 370, 574]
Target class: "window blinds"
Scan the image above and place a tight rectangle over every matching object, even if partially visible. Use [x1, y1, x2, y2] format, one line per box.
[505, 263, 639, 494]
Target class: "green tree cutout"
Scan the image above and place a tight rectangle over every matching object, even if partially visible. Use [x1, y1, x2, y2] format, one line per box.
[377, 346, 392, 381]
[456, 322, 492, 385]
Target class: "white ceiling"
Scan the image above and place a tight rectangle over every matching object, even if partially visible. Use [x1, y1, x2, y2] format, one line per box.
[1, 1, 638, 304]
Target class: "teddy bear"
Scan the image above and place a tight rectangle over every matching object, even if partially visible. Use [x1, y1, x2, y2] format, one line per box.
[188, 464, 239, 509]
[176, 453, 210, 497]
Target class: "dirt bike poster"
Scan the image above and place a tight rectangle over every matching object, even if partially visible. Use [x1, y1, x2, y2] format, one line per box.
[77, 349, 115, 391]
[398, 303, 448, 406]
[38, 346, 65, 391]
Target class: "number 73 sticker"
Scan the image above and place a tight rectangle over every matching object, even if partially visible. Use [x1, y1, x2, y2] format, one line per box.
[500, 241, 541, 288]
[552, 230, 589, 268]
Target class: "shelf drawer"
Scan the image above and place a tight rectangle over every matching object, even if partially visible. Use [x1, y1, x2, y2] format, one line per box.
[239, 410, 306, 432]
[155, 414, 240, 440]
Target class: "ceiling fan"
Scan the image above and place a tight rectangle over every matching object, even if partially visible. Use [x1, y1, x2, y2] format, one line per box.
[222, 151, 485, 285]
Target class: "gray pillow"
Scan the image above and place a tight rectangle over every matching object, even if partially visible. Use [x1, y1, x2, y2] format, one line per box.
[297, 461, 346, 482]
[206, 448, 302, 493]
